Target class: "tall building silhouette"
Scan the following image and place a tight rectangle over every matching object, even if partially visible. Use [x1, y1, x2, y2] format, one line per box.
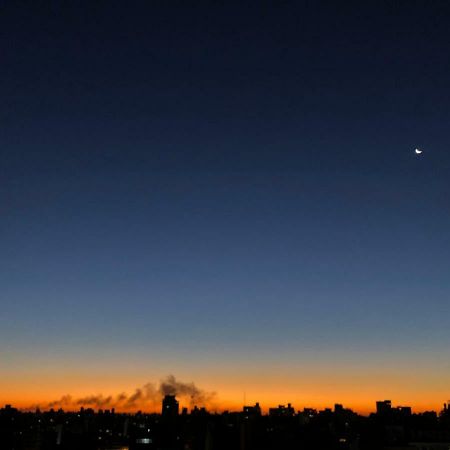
[161, 394, 179, 418]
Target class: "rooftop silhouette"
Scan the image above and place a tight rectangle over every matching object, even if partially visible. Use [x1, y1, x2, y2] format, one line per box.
[2, 398, 450, 449]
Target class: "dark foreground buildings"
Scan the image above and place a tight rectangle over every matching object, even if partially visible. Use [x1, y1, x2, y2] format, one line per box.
[2, 398, 450, 450]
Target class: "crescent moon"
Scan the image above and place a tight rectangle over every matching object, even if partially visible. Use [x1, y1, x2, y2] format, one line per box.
[415, 148, 422, 154]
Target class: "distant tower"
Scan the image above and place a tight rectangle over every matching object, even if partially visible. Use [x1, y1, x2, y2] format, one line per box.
[376, 400, 392, 415]
[162, 395, 179, 418]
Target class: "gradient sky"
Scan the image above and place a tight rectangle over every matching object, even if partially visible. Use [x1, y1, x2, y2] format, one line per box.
[1, 1, 450, 414]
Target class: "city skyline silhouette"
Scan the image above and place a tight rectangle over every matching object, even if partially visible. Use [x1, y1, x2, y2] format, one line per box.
[2, 395, 450, 449]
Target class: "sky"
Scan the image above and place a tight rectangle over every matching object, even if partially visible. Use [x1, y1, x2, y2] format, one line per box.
[1, 1, 450, 414]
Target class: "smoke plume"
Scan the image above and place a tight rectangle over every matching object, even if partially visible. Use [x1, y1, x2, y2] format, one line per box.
[30, 375, 216, 412]
[159, 374, 215, 406]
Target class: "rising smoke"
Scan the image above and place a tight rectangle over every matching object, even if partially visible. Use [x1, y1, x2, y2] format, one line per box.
[32, 375, 216, 412]
[159, 374, 214, 405]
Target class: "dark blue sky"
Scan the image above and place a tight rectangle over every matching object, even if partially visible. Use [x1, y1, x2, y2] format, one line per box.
[1, 1, 450, 410]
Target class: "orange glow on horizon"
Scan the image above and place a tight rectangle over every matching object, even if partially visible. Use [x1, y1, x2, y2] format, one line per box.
[2, 350, 449, 416]
[1, 389, 446, 417]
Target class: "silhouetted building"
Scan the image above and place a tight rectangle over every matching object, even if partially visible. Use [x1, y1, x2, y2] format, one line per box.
[335, 403, 344, 413]
[376, 400, 392, 415]
[243, 402, 261, 417]
[302, 408, 317, 417]
[396, 406, 412, 417]
[191, 405, 208, 416]
[269, 403, 295, 417]
[162, 394, 179, 418]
